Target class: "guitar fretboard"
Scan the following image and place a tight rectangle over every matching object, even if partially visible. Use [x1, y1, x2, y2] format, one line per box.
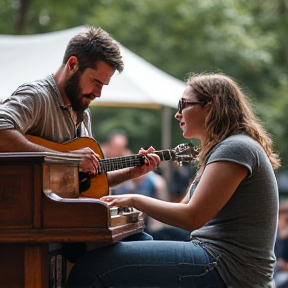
[98, 155, 145, 174]
[97, 149, 175, 174]
[155, 150, 175, 161]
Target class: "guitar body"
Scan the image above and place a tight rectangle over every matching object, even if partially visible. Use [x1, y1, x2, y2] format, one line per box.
[26, 135, 109, 199]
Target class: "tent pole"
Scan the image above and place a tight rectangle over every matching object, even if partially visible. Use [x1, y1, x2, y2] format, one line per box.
[161, 106, 173, 192]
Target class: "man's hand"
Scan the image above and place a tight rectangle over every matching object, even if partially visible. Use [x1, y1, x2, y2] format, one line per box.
[69, 147, 99, 177]
[107, 146, 161, 187]
[132, 146, 161, 176]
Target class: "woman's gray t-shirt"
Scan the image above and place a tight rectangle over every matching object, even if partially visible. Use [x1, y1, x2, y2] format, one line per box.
[190, 134, 278, 288]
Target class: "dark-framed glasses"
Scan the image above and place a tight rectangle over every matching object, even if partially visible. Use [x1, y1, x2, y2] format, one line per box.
[178, 98, 206, 114]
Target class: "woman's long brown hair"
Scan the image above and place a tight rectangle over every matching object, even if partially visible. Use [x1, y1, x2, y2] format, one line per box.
[187, 72, 281, 170]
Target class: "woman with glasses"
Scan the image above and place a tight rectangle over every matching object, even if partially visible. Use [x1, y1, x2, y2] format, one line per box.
[67, 73, 280, 288]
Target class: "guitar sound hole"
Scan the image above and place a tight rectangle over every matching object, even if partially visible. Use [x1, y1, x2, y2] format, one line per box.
[78, 172, 91, 193]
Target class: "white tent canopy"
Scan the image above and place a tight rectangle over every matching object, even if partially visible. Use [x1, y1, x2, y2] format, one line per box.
[0, 26, 186, 108]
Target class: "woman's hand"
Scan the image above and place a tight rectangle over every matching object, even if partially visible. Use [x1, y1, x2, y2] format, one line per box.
[101, 194, 135, 207]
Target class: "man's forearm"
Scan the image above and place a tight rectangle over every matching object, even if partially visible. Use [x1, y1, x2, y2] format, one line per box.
[0, 129, 54, 152]
[107, 168, 134, 187]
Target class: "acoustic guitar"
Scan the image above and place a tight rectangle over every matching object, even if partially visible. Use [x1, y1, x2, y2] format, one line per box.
[26, 135, 197, 199]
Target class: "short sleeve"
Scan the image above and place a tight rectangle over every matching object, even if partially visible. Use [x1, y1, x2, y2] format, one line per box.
[206, 135, 262, 177]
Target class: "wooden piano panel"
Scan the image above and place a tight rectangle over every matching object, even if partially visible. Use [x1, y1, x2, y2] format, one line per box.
[0, 153, 145, 288]
[0, 244, 25, 287]
[41, 193, 109, 228]
[0, 164, 34, 228]
[0, 243, 50, 288]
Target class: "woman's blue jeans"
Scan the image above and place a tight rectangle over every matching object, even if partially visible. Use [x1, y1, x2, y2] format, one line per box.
[67, 236, 226, 288]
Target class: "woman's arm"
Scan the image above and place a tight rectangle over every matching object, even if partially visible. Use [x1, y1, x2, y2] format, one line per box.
[102, 161, 248, 231]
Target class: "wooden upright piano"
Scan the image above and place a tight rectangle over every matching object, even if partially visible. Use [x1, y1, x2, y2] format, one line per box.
[0, 153, 145, 288]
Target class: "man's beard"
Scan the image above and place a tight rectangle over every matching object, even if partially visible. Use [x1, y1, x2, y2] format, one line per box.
[64, 71, 86, 120]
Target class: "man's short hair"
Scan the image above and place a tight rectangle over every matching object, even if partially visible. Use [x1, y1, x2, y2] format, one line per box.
[63, 27, 124, 73]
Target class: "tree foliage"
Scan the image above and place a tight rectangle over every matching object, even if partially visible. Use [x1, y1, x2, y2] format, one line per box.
[1, 0, 288, 167]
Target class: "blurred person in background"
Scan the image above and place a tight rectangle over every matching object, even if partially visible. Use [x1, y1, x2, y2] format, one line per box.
[100, 130, 131, 158]
[171, 161, 196, 202]
[274, 200, 288, 288]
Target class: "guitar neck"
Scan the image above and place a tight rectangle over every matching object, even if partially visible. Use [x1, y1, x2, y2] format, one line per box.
[25, 135, 193, 175]
[97, 149, 175, 174]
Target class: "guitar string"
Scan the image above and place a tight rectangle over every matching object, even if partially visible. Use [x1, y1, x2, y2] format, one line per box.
[98, 155, 145, 173]
[97, 146, 194, 173]
[98, 150, 174, 173]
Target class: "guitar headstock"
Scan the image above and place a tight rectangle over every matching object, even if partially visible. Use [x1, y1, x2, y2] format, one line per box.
[154, 144, 199, 164]
[172, 143, 199, 164]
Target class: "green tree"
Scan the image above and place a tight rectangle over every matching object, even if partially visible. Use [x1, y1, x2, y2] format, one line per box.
[1, 0, 288, 167]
